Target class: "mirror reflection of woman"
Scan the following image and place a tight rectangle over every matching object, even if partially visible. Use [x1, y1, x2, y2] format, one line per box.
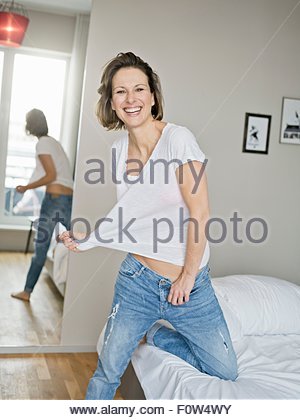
[11, 109, 73, 302]
[61, 52, 238, 399]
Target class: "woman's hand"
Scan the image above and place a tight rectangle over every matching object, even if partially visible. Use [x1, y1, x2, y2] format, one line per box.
[58, 231, 86, 253]
[167, 273, 195, 306]
[16, 185, 27, 194]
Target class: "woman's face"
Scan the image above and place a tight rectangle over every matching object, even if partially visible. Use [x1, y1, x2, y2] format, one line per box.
[111, 67, 155, 129]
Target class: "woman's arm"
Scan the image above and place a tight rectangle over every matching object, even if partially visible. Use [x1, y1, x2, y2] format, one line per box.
[167, 160, 210, 306]
[16, 154, 57, 193]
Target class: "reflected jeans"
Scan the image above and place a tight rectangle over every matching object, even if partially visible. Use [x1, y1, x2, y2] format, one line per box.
[24, 193, 72, 293]
[86, 253, 237, 400]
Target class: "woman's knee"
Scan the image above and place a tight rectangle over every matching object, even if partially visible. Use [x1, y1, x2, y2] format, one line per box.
[218, 353, 238, 381]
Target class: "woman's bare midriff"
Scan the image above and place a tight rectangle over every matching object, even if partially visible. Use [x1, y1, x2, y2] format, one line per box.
[131, 253, 184, 282]
[46, 184, 73, 195]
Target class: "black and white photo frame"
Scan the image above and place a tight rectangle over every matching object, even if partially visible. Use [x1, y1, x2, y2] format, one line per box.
[242, 113, 271, 154]
[279, 97, 300, 145]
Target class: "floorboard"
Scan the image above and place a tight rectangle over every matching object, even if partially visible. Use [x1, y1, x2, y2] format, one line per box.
[0, 353, 123, 399]
[0, 252, 63, 346]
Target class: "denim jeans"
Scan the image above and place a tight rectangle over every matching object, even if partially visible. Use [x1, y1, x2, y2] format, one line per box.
[86, 253, 237, 400]
[24, 193, 72, 293]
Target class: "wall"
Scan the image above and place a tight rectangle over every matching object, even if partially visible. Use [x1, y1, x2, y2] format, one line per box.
[61, 0, 300, 346]
[23, 9, 76, 53]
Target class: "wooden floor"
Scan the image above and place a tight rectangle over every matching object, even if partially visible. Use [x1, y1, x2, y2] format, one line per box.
[0, 252, 63, 346]
[0, 252, 124, 400]
[0, 352, 123, 400]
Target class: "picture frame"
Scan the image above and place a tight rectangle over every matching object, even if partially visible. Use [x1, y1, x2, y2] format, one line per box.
[279, 97, 300, 145]
[242, 113, 271, 154]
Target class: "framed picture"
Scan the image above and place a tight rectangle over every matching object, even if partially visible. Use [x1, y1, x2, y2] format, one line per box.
[279, 97, 300, 145]
[242, 113, 271, 154]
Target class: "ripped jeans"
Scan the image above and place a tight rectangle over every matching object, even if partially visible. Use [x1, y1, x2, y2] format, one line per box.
[86, 253, 237, 400]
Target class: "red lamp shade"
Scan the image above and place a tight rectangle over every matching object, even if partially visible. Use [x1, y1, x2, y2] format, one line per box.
[0, 2, 29, 47]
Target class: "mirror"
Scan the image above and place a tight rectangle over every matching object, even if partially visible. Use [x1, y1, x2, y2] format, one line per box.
[0, 50, 69, 347]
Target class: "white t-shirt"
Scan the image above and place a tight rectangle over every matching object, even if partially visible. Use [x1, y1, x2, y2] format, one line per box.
[77, 122, 209, 269]
[30, 136, 73, 189]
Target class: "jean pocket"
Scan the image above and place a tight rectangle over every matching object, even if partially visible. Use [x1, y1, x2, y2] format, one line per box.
[192, 265, 210, 287]
[118, 260, 139, 278]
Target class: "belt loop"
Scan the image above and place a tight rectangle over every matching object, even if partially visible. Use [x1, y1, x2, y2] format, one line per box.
[137, 266, 145, 277]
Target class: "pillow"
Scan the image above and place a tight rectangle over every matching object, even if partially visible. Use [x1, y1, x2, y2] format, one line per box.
[211, 275, 300, 336]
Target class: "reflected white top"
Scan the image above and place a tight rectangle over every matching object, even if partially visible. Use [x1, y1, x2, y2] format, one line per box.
[30, 136, 73, 189]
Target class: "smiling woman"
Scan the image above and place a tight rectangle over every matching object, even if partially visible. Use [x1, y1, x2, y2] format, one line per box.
[59, 52, 237, 400]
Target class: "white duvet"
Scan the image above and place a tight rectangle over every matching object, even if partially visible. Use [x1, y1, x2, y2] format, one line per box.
[132, 334, 300, 399]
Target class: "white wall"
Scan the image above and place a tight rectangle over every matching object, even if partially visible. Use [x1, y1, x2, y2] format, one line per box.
[61, 0, 300, 346]
[23, 9, 76, 53]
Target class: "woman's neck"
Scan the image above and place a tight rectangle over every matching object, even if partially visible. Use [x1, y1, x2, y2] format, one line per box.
[127, 120, 165, 155]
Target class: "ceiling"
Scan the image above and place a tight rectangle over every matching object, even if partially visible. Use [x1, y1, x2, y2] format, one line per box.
[19, 0, 92, 15]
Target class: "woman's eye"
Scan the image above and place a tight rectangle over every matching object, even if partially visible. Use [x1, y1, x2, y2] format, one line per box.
[136, 88, 144, 92]
[116, 90, 125, 94]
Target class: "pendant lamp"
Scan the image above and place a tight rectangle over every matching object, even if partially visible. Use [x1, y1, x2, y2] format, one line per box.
[0, 1, 29, 47]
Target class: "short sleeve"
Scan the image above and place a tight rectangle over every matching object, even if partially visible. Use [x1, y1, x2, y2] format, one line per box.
[36, 137, 54, 155]
[170, 126, 206, 168]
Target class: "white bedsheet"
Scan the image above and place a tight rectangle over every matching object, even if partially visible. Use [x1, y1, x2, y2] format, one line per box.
[131, 334, 300, 399]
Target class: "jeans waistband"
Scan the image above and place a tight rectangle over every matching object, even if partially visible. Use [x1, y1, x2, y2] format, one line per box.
[125, 252, 209, 281]
[45, 192, 73, 199]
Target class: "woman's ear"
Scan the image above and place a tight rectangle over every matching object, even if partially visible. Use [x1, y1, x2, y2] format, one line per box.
[111, 99, 115, 111]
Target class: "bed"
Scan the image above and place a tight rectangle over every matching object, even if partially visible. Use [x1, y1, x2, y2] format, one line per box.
[44, 229, 69, 296]
[97, 274, 300, 399]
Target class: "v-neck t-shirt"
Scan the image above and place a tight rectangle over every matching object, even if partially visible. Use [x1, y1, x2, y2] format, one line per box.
[77, 122, 210, 269]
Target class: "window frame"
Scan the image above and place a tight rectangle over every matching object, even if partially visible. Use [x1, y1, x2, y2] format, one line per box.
[0, 46, 70, 227]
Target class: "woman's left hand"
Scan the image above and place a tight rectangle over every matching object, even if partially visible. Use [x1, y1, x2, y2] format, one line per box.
[167, 273, 195, 306]
[58, 231, 84, 253]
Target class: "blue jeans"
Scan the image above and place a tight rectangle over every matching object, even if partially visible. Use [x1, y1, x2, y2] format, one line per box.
[24, 193, 72, 293]
[86, 253, 237, 400]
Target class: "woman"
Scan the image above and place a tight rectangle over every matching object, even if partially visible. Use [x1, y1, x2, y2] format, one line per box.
[11, 109, 73, 302]
[61, 52, 237, 399]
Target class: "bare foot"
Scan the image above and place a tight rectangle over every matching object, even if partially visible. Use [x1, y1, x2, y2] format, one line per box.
[11, 291, 30, 302]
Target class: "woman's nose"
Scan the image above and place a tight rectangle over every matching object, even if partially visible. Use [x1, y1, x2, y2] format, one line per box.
[126, 91, 135, 103]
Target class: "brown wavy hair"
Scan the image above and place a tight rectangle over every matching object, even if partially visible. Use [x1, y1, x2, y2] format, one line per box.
[25, 109, 48, 137]
[96, 52, 164, 130]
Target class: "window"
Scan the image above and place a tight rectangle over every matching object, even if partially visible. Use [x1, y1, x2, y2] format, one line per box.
[0, 49, 68, 225]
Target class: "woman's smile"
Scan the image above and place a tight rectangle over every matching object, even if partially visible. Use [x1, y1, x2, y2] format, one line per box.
[123, 106, 142, 116]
